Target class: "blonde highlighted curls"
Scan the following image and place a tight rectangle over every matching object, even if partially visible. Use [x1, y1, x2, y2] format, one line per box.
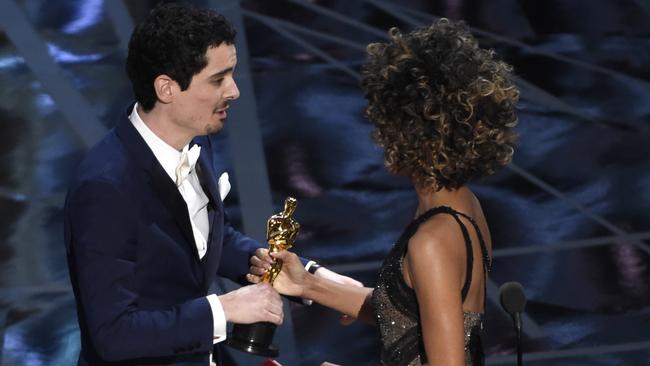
[361, 18, 519, 191]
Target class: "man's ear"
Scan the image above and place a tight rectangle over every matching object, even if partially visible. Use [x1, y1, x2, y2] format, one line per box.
[153, 74, 176, 105]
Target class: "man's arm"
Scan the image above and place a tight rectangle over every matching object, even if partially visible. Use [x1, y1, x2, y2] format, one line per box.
[216, 213, 263, 283]
[66, 181, 283, 362]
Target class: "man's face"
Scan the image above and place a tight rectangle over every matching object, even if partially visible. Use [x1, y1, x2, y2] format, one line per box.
[172, 43, 239, 136]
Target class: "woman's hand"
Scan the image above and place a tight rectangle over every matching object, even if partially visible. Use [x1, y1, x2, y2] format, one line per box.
[270, 250, 308, 297]
[247, 249, 307, 297]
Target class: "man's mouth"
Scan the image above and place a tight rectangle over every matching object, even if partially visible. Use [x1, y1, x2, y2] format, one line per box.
[215, 105, 229, 119]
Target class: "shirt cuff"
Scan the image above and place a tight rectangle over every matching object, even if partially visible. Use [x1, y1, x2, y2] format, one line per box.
[206, 294, 227, 344]
[302, 261, 318, 305]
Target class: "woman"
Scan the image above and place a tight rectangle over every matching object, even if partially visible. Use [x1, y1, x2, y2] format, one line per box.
[248, 18, 518, 366]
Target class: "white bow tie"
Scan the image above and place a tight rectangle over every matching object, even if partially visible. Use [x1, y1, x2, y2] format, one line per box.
[175, 144, 201, 186]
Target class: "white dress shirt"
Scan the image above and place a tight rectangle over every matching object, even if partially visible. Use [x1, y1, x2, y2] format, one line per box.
[129, 104, 228, 354]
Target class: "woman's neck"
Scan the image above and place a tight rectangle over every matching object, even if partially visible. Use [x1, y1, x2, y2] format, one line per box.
[414, 185, 470, 217]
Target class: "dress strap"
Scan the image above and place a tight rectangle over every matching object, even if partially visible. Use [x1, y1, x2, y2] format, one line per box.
[405, 206, 474, 302]
[450, 209, 492, 317]
[452, 211, 492, 273]
[406, 206, 492, 303]
[446, 210, 474, 302]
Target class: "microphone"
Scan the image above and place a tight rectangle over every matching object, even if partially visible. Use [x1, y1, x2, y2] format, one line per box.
[499, 281, 526, 366]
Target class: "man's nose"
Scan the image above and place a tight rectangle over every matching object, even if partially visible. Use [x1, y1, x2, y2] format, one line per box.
[225, 78, 240, 101]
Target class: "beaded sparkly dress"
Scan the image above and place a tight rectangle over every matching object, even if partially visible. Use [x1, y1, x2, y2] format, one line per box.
[371, 206, 492, 366]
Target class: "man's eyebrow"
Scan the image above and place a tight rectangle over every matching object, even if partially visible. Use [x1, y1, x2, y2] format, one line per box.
[209, 66, 235, 80]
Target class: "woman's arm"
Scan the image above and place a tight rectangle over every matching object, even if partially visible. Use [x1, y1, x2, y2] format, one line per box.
[405, 226, 467, 366]
[250, 250, 376, 324]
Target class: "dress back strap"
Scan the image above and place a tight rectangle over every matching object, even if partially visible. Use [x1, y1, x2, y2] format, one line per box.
[450, 209, 492, 315]
[452, 211, 492, 273]
[405, 206, 491, 304]
[445, 210, 474, 302]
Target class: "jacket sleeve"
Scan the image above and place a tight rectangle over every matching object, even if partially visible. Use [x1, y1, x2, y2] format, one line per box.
[217, 212, 264, 284]
[65, 180, 213, 362]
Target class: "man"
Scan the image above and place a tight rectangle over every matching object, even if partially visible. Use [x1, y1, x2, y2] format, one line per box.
[64, 3, 356, 365]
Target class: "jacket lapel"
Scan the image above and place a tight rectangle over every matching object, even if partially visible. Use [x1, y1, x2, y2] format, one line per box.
[115, 106, 200, 261]
[196, 150, 222, 214]
[195, 137, 223, 241]
[148, 164, 200, 261]
[194, 137, 224, 288]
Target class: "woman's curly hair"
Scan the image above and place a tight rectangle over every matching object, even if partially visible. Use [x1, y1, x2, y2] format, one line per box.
[361, 18, 519, 191]
[126, 3, 236, 112]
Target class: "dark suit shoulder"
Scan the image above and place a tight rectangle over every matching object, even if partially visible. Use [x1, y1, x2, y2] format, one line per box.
[69, 130, 139, 195]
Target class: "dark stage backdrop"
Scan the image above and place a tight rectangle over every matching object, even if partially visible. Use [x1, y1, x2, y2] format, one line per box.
[0, 1, 648, 365]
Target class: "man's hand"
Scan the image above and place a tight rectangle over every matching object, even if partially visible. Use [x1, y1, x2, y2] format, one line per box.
[312, 266, 363, 325]
[248, 248, 273, 283]
[218, 283, 283, 325]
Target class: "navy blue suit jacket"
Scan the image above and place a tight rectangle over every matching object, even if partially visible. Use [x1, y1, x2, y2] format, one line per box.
[64, 108, 264, 365]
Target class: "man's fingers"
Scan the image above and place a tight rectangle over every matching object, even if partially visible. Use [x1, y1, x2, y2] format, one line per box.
[249, 265, 266, 276]
[268, 308, 283, 324]
[267, 312, 283, 325]
[263, 300, 284, 325]
[246, 273, 262, 283]
[254, 248, 274, 264]
[222, 283, 285, 324]
[250, 255, 271, 269]
[270, 300, 283, 316]
[269, 249, 297, 263]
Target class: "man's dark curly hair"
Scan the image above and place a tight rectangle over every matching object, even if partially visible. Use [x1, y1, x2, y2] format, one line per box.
[361, 18, 519, 192]
[126, 2, 236, 112]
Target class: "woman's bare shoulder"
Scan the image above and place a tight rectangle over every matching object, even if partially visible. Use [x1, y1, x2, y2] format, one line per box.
[408, 215, 466, 261]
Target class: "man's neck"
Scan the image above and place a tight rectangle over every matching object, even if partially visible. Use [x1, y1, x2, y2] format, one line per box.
[137, 104, 192, 151]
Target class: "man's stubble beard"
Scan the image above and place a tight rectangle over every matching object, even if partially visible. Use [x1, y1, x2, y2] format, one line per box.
[205, 121, 224, 135]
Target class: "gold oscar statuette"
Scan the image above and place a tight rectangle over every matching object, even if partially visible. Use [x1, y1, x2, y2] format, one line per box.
[226, 197, 300, 357]
[261, 197, 300, 284]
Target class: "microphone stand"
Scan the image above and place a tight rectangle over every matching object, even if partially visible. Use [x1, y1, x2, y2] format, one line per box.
[499, 281, 526, 366]
[513, 312, 522, 366]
